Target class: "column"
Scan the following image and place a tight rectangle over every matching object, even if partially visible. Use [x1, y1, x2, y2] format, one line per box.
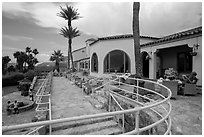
[149, 50, 157, 79]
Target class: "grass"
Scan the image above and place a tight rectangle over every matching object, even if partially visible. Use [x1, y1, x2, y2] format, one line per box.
[2, 71, 21, 78]
[2, 86, 19, 96]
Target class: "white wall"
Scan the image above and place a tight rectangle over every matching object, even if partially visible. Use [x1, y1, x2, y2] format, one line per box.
[89, 38, 154, 77]
[89, 36, 202, 86]
[192, 36, 202, 86]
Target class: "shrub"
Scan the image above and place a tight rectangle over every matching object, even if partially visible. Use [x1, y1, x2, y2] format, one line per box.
[2, 73, 25, 87]
[25, 70, 37, 81]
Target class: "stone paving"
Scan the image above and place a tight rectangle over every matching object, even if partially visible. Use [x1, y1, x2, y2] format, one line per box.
[50, 76, 202, 135]
[51, 77, 105, 129]
[170, 94, 202, 135]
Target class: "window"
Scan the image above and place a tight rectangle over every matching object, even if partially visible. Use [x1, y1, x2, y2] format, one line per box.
[104, 50, 130, 73]
[177, 52, 192, 73]
[91, 53, 98, 72]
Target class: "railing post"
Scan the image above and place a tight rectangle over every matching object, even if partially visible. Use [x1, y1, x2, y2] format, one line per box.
[49, 97, 52, 135]
[108, 94, 111, 112]
[122, 114, 125, 133]
[135, 111, 140, 135]
[119, 76, 121, 87]
[136, 78, 139, 101]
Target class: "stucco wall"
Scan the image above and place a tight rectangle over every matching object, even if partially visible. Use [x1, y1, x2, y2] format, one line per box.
[73, 47, 87, 62]
[89, 36, 202, 86]
[192, 36, 202, 86]
[89, 38, 155, 77]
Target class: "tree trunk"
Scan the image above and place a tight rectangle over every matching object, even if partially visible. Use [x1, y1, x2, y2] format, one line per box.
[68, 38, 74, 71]
[56, 61, 59, 72]
[133, 2, 142, 77]
[67, 44, 70, 69]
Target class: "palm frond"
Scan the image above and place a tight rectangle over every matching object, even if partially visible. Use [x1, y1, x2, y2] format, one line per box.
[57, 4, 81, 21]
[59, 26, 80, 39]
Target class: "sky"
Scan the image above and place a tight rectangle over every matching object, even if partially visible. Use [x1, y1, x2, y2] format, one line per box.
[2, 2, 202, 63]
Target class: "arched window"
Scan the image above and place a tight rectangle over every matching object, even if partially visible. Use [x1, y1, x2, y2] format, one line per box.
[91, 53, 98, 72]
[104, 50, 130, 73]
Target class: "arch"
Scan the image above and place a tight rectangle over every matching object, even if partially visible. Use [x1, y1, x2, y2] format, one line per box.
[104, 50, 130, 73]
[91, 53, 98, 72]
[141, 51, 150, 78]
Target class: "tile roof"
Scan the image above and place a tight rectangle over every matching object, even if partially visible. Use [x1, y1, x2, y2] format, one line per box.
[141, 26, 202, 47]
[89, 34, 159, 45]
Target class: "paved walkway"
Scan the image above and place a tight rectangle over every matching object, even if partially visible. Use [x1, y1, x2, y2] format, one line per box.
[50, 76, 202, 135]
[51, 77, 103, 121]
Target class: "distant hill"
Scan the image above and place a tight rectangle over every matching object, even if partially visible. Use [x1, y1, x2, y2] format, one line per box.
[35, 62, 67, 72]
[7, 63, 16, 67]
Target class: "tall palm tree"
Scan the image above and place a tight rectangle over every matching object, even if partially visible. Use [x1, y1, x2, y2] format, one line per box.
[133, 2, 142, 77]
[57, 4, 81, 70]
[50, 50, 64, 72]
[57, 5, 81, 28]
[59, 26, 80, 70]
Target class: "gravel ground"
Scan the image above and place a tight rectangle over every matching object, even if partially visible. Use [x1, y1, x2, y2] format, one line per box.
[170, 93, 202, 135]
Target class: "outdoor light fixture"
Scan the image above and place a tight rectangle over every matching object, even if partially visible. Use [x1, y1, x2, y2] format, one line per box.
[190, 44, 199, 56]
[145, 54, 151, 60]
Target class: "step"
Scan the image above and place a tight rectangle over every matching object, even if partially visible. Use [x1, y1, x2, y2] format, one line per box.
[52, 119, 122, 135]
[52, 116, 113, 131]
[86, 96, 103, 109]
[92, 94, 108, 105]
[87, 126, 122, 135]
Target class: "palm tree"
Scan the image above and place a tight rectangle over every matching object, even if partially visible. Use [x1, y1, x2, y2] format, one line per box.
[59, 26, 80, 70]
[25, 47, 32, 70]
[13, 51, 27, 72]
[57, 4, 81, 70]
[32, 48, 39, 57]
[25, 47, 32, 54]
[57, 4, 81, 28]
[133, 2, 142, 77]
[50, 50, 64, 72]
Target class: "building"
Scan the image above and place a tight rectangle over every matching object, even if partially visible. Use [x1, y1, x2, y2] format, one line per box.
[73, 26, 202, 86]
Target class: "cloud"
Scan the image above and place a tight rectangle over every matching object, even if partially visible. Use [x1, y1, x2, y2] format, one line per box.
[3, 34, 34, 41]
[36, 53, 51, 62]
[2, 46, 22, 52]
[2, 2, 202, 37]
[140, 2, 202, 37]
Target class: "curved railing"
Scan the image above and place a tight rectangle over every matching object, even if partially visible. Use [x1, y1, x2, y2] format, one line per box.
[2, 75, 171, 135]
[107, 76, 172, 135]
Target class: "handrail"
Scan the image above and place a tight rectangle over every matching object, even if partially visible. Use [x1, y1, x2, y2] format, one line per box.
[3, 76, 171, 135]
[109, 93, 125, 132]
[26, 126, 44, 135]
[27, 72, 53, 135]
[110, 93, 124, 111]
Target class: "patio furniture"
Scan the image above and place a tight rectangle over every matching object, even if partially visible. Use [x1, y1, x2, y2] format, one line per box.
[183, 83, 197, 95]
[161, 80, 178, 99]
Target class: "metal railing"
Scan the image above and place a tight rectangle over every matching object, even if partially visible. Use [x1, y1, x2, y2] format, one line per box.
[108, 76, 172, 134]
[3, 75, 171, 135]
[26, 72, 53, 135]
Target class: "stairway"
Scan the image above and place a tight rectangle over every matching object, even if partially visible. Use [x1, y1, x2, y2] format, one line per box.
[51, 92, 123, 135]
[51, 116, 122, 135]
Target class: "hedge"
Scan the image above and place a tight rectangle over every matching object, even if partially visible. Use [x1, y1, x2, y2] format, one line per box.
[2, 73, 25, 87]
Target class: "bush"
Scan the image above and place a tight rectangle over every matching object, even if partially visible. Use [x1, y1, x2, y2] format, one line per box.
[2, 73, 25, 87]
[25, 70, 37, 81]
